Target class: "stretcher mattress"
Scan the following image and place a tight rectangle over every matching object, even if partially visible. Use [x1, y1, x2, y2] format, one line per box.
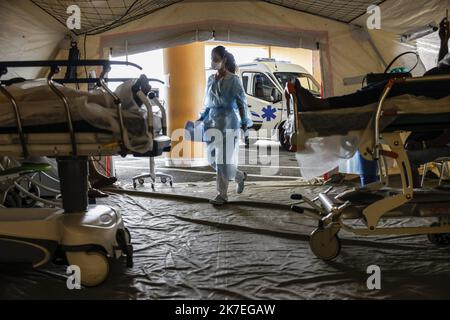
[299, 94, 450, 136]
[294, 94, 450, 180]
[0, 79, 154, 154]
[0, 121, 110, 134]
[0, 124, 171, 158]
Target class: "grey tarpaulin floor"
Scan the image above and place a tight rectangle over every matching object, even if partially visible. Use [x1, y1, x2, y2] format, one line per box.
[1, 178, 450, 300]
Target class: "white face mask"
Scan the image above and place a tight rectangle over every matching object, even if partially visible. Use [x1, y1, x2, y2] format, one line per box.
[211, 60, 223, 70]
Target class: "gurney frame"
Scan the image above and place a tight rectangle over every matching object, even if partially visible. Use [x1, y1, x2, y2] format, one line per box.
[0, 60, 142, 158]
[290, 74, 450, 260]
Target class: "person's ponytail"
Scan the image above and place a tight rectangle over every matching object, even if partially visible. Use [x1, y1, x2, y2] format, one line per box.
[224, 51, 237, 74]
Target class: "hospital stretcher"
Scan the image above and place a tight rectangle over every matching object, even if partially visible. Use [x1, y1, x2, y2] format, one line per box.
[0, 60, 170, 158]
[0, 59, 170, 286]
[288, 74, 450, 260]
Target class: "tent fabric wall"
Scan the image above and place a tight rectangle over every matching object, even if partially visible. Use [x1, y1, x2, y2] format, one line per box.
[87, 1, 384, 96]
[353, 0, 450, 34]
[106, 28, 212, 57]
[0, 0, 67, 79]
[354, 0, 450, 76]
[418, 34, 442, 70]
[368, 29, 427, 77]
[98, 16, 330, 93]
[1, 0, 448, 95]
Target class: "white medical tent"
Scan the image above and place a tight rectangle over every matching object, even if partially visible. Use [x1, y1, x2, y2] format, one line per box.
[0, 0, 448, 96]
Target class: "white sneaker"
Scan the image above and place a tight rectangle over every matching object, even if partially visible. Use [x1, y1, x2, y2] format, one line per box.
[236, 172, 247, 194]
[209, 194, 228, 205]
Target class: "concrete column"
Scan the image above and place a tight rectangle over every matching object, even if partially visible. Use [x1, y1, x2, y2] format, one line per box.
[163, 42, 207, 167]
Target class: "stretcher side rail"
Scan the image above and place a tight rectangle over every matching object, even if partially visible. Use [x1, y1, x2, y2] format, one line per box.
[374, 73, 450, 160]
[0, 78, 164, 86]
[0, 60, 143, 158]
[288, 74, 450, 260]
[356, 74, 450, 229]
[54, 77, 165, 85]
[0, 60, 142, 71]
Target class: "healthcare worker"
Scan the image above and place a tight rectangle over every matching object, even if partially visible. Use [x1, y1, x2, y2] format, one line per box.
[198, 46, 253, 205]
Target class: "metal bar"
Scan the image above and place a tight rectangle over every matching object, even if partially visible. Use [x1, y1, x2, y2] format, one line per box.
[149, 94, 168, 136]
[400, 74, 450, 83]
[374, 80, 393, 159]
[318, 193, 335, 213]
[54, 77, 164, 85]
[373, 73, 450, 159]
[341, 222, 450, 237]
[136, 91, 154, 138]
[98, 66, 126, 152]
[47, 66, 77, 156]
[0, 86, 29, 158]
[0, 60, 142, 70]
[379, 155, 389, 186]
[301, 195, 324, 214]
[1, 77, 164, 87]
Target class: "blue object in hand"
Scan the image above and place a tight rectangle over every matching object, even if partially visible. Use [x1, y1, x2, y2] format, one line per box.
[185, 121, 205, 142]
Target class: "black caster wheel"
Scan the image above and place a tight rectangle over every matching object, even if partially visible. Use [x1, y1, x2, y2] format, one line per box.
[151, 183, 155, 191]
[160, 177, 167, 184]
[116, 228, 133, 268]
[428, 223, 450, 246]
[138, 178, 145, 185]
[309, 228, 341, 261]
[4, 190, 21, 208]
[133, 181, 137, 189]
[125, 227, 132, 243]
[21, 184, 40, 208]
[169, 180, 173, 187]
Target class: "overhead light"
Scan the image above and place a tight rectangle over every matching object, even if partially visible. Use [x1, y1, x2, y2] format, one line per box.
[401, 24, 438, 43]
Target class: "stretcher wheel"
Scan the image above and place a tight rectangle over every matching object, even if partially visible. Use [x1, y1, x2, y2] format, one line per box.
[138, 178, 145, 185]
[116, 228, 134, 268]
[309, 228, 341, 261]
[125, 227, 132, 243]
[21, 184, 40, 208]
[428, 233, 450, 246]
[428, 223, 450, 246]
[66, 251, 110, 287]
[160, 177, 167, 184]
[133, 182, 137, 189]
[427, 223, 450, 246]
[4, 189, 23, 208]
[169, 181, 173, 187]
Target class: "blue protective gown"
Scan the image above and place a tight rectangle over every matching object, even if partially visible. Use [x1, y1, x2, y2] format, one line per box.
[199, 73, 253, 185]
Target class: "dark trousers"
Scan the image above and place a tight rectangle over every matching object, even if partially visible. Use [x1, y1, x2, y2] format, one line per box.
[327, 66, 450, 109]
